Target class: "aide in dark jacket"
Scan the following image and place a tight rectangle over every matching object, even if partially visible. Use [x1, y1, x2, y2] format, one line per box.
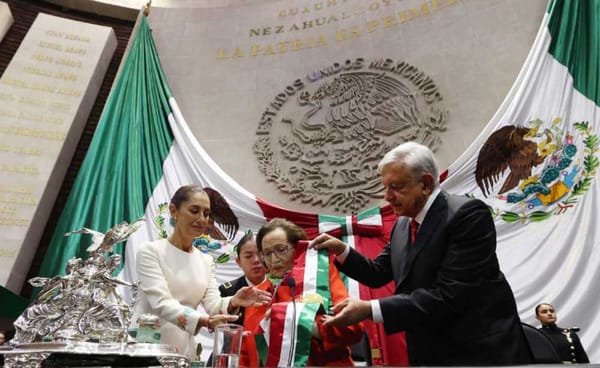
[536, 303, 589, 363]
[311, 142, 532, 366]
[218, 230, 266, 325]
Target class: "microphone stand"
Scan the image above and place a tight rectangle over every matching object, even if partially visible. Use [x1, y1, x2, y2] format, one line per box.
[287, 276, 296, 367]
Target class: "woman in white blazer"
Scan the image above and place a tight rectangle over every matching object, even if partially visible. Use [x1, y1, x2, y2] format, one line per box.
[131, 185, 270, 359]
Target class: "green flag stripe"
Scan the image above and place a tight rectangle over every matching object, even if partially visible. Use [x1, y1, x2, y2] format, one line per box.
[547, 0, 600, 106]
[38, 16, 174, 282]
[255, 333, 269, 366]
[316, 249, 332, 311]
[294, 303, 320, 366]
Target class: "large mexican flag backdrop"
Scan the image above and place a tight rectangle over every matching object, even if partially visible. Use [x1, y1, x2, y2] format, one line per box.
[37, 0, 600, 362]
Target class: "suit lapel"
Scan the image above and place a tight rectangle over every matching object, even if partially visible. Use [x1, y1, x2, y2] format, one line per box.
[398, 192, 448, 286]
[391, 218, 411, 283]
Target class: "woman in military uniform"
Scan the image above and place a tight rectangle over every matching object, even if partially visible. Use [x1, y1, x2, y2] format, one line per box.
[536, 303, 589, 363]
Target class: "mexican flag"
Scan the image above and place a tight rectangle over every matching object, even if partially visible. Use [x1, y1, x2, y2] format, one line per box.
[37, 15, 404, 365]
[442, 0, 600, 361]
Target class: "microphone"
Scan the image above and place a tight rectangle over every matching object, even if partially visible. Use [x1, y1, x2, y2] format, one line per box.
[570, 327, 581, 333]
[288, 276, 296, 295]
[287, 276, 297, 367]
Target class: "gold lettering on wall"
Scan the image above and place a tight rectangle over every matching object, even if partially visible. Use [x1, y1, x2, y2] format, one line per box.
[0, 125, 66, 140]
[46, 30, 91, 43]
[2, 164, 40, 175]
[219, 35, 328, 58]
[0, 206, 17, 214]
[0, 13, 116, 288]
[0, 248, 19, 257]
[0, 218, 29, 226]
[219, 0, 456, 59]
[0, 195, 38, 205]
[0, 185, 33, 194]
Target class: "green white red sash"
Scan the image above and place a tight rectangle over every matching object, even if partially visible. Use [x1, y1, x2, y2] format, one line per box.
[255, 302, 320, 367]
[291, 241, 332, 311]
[318, 206, 382, 299]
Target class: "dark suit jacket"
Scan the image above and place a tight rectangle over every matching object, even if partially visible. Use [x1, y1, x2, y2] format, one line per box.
[339, 191, 532, 366]
[218, 276, 248, 325]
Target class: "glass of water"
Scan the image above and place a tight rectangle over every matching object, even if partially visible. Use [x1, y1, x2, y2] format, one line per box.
[212, 324, 242, 368]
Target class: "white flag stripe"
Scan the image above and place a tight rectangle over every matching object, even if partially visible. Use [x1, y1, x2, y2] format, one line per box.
[303, 247, 318, 296]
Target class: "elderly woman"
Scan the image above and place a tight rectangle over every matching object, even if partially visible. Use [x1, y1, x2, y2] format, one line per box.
[241, 218, 364, 367]
[131, 185, 270, 359]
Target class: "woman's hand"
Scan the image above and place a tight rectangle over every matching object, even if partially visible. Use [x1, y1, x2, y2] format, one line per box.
[231, 286, 272, 309]
[197, 314, 240, 333]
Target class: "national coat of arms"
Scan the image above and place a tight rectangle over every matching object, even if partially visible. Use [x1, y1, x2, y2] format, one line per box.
[254, 57, 448, 213]
[474, 118, 598, 223]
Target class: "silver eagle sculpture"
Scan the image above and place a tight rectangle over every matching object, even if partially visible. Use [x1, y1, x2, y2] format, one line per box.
[11, 219, 145, 345]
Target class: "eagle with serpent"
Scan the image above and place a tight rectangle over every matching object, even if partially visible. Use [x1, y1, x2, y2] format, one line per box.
[475, 118, 598, 223]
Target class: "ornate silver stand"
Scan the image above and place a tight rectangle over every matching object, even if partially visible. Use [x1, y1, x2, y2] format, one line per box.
[1, 342, 190, 367]
[4, 221, 191, 367]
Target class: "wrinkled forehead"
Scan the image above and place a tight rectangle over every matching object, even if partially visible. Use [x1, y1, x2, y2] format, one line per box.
[261, 228, 290, 249]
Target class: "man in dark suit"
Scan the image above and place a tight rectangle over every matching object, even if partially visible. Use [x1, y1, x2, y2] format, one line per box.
[311, 141, 532, 366]
[219, 230, 267, 325]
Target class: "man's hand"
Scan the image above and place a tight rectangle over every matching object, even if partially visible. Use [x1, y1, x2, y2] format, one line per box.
[320, 299, 372, 326]
[309, 233, 347, 256]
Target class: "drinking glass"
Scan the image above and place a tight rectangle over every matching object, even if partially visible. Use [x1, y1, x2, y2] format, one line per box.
[212, 324, 242, 368]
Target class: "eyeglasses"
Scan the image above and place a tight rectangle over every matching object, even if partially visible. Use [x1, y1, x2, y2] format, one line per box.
[260, 244, 293, 260]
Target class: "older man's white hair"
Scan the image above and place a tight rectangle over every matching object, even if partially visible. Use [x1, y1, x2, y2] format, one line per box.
[377, 142, 440, 188]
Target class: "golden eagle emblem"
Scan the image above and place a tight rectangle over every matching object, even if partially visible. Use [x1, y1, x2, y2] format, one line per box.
[476, 124, 549, 197]
[472, 119, 599, 224]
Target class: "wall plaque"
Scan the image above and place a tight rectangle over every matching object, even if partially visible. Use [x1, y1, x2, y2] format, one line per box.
[0, 13, 117, 292]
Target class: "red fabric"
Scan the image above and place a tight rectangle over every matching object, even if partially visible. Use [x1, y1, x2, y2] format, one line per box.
[354, 205, 409, 366]
[410, 219, 420, 245]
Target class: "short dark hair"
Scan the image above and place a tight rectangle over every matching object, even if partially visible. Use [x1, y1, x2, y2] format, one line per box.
[535, 303, 553, 316]
[235, 229, 254, 257]
[256, 218, 307, 252]
[170, 185, 206, 209]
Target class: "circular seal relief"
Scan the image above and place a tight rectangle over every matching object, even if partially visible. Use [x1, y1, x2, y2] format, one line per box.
[254, 57, 448, 213]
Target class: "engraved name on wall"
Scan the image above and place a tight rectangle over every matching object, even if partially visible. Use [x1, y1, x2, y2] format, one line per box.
[0, 13, 117, 291]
